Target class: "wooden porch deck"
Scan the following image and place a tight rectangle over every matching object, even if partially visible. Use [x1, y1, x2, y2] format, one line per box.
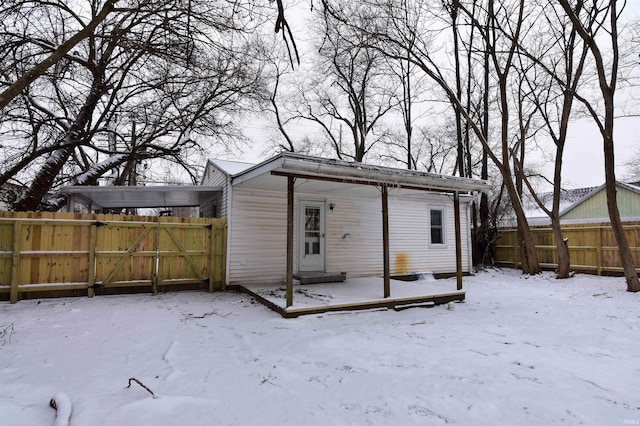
[230, 276, 465, 318]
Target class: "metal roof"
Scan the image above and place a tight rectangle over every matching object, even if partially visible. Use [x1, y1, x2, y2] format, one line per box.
[59, 185, 222, 209]
[231, 153, 491, 194]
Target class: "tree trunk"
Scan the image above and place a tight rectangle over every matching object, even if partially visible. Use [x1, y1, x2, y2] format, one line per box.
[474, 2, 491, 267]
[450, 2, 465, 178]
[551, 218, 570, 278]
[604, 132, 640, 291]
[552, 137, 571, 278]
[13, 78, 107, 211]
[504, 174, 540, 274]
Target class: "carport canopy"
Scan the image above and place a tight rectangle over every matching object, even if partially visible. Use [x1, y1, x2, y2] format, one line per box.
[59, 185, 222, 210]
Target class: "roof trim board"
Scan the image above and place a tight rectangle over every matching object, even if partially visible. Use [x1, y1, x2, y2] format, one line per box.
[232, 153, 491, 193]
[60, 185, 222, 209]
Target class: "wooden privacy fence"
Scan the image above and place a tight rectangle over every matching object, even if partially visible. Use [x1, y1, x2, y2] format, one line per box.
[495, 221, 640, 274]
[0, 211, 227, 303]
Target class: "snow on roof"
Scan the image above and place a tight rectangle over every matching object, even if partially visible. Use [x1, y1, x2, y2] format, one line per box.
[232, 153, 491, 193]
[516, 181, 640, 225]
[521, 186, 600, 220]
[210, 159, 255, 176]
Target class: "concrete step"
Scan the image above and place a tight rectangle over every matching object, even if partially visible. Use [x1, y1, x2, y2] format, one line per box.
[293, 272, 346, 284]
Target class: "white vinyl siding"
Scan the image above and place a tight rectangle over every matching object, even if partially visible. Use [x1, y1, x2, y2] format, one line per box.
[200, 162, 229, 218]
[227, 186, 471, 285]
[228, 188, 288, 284]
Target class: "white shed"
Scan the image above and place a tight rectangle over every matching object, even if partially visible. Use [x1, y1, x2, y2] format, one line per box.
[201, 153, 490, 313]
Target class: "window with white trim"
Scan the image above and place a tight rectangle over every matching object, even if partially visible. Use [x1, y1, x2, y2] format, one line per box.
[429, 207, 445, 245]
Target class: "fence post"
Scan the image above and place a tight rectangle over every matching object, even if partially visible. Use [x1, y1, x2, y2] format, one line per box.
[221, 222, 227, 290]
[513, 230, 520, 269]
[596, 225, 603, 276]
[10, 221, 22, 304]
[153, 219, 160, 295]
[209, 221, 226, 292]
[209, 222, 217, 292]
[87, 224, 97, 298]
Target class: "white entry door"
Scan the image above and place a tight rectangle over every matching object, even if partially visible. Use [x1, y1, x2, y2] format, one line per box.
[299, 201, 325, 272]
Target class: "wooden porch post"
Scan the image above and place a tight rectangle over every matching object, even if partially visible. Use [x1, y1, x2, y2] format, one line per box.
[382, 185, 390, 298]
[454, 191, 463, 290]
[286, 176, 295, 308]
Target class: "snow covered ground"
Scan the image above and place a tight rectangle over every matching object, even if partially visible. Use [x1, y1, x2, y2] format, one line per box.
[1, 269, 639, 425]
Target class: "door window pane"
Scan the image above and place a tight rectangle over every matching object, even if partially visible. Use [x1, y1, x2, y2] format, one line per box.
[305, 207, 321, 255]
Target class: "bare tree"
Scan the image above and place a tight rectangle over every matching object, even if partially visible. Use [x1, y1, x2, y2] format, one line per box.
[322, 0, 543, 273]
[257, 37, 299, 153]
[506, 2, 593, 278]
[385, 2, 426, 170]
[0, 0, 118, 110]
[1, 0, 266, 211]
[0, 0, 301, 111]
[441, 0, 467, 178]
[557, 0, 639, 292]
[622, 149, 640, 182]
[294, 2, 397, 162]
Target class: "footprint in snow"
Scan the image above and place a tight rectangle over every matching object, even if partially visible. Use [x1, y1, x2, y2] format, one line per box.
[512, 361, 535, 369]
[302, 361, 329, 368]
[408, 405, 452, 423]
[340, 403, 392, 417]
[335, 365, 367, 374]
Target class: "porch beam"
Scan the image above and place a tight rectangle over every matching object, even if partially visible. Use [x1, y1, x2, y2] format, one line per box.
[271, 171, 464, 194]
[454, 191, 463, 290]
[286, 176, 295, 307]
[382, 184, 390, 298]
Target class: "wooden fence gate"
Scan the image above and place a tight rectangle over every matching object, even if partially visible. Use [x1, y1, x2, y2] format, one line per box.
[0, 212, 227, 303]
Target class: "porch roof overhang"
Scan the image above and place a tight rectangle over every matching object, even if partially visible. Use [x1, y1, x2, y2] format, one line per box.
[59, 185, 222, 209]
[231, 153, 491, 194]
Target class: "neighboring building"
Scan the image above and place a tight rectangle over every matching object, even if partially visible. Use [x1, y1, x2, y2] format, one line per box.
[200, 159, 254, 218]
[522, 182, 640, 225]
[201, 153, 490, 287]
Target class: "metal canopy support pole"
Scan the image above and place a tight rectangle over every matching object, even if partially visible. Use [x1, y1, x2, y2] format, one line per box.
[454, 191, 463, 290]
[286, 176, 295, 308]
[382, 184, 390, 298]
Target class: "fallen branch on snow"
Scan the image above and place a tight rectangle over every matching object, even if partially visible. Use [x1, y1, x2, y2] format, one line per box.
[127, 377, 157, 399]
[49, 392, 72, 426]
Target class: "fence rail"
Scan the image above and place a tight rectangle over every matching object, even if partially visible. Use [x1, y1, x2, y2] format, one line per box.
[0, 211, 227, 303]
[495, 221, 640, 274]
